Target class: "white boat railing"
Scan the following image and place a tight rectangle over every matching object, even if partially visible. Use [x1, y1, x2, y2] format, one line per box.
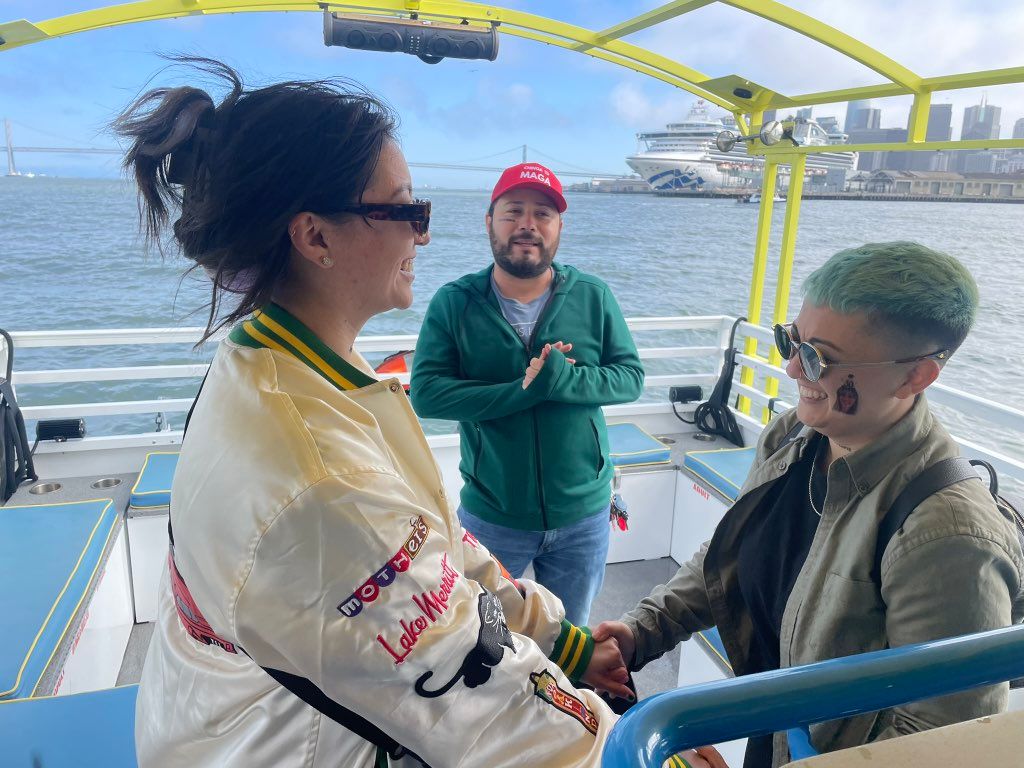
[4, 316, 1022, 487]
[2, 315, 731, 447]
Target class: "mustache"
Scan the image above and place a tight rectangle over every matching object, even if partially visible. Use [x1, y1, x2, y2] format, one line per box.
[508, 234, 543, 246]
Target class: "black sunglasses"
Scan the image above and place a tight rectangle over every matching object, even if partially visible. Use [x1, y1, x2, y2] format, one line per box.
[773, 323, 948, 383]
[332, 198, 431, 236]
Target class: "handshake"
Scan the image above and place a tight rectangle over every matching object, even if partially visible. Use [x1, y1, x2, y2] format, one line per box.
[583, 621, 730, 768]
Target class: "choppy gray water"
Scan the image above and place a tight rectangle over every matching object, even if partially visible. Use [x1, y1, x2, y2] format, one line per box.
[2, 177, 1022, 469]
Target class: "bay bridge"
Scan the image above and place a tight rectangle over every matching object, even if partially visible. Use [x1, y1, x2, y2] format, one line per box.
[4, 118, 631, 181]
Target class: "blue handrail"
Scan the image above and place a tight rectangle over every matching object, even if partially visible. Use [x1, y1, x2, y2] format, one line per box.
[602, 624, 1024, 767]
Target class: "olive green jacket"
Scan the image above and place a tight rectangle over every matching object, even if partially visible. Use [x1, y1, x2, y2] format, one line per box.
[622, 396, 1024, 766]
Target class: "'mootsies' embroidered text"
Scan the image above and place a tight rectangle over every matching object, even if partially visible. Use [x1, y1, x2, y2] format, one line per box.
[338, 516, 430, 618]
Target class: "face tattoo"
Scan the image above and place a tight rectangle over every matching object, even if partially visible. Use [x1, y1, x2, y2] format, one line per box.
[834, 374, 859, 414]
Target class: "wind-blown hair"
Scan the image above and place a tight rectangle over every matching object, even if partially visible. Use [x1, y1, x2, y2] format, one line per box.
[112, 56, 398, 343]
[802, 241, 979, 355]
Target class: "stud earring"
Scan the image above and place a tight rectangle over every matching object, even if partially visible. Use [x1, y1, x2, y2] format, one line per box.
[320, 255, 334, 267]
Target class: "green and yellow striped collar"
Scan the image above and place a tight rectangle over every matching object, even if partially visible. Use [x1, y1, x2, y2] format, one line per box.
[229, 303, 376, 392]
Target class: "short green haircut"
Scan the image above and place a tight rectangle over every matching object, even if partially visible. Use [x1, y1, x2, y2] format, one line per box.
[802, 241, 979, 355]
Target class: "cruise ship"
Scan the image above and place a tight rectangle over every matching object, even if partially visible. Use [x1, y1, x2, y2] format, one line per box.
[626, 100, 858, 191]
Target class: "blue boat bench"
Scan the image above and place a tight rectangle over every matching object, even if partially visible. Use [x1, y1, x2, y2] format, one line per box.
[0, 451, 175, 765]
[607, 422, 673, 467]
[0, 498, 119, 701]
[0, 685, 139, 767]
[129, 451, 179, 512]
[682, 445, 756, 504]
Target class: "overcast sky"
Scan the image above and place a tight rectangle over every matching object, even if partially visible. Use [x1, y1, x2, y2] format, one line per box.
[2, 1, 1022, 184]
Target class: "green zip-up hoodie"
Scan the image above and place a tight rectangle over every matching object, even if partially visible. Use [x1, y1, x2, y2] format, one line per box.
[411, 263, 644, 531]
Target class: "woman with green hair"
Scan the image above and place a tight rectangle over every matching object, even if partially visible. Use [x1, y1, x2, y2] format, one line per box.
[587, 241, 1024, 767]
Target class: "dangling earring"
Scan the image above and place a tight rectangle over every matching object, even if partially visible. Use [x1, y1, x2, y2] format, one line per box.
[320, 255, 334, 267]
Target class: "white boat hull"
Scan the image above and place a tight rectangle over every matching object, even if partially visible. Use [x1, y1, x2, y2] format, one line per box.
[626, 151, 856, 192]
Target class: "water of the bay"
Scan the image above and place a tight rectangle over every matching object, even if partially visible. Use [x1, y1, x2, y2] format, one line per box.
[2, 177, 1022, 481]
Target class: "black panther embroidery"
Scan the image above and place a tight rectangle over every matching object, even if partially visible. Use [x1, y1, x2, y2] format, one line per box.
[414, 590, 515, 698]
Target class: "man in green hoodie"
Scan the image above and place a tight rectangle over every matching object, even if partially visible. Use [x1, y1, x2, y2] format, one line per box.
[410, 163, 644, 625]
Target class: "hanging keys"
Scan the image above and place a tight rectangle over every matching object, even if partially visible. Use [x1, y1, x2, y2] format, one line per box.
[610, 493, 629, 531]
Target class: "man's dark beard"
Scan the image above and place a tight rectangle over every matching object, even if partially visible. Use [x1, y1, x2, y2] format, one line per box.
[489, 227, 558, 279]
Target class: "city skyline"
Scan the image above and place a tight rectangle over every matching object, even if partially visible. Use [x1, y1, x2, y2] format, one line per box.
[839, 95, 1021, 174]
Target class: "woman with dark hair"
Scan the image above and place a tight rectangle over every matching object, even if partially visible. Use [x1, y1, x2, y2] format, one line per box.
[117, 59, 646, 767]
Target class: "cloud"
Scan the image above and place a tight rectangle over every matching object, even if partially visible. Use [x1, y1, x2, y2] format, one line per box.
[601, 1, 1024, 138]
[608, 81, 692, 129]
[507, 83, 533, 108]
[399, 79, 572, 140]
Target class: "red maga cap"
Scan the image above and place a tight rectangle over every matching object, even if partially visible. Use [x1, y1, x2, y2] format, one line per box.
[490, 162, 567, 213]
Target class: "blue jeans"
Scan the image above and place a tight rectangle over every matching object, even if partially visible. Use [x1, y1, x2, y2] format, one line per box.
[458, 505, 610, 626]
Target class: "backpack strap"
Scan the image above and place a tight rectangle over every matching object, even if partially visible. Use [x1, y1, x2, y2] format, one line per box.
[1, 327, 13, 382]
[775, 419, 806, 453]
[0, 396, 14, 500]
[0, 379, 37, 502]
[256, 663, 428, 766]
[873, 457, 980, 584]
[0, 327, 37, 502]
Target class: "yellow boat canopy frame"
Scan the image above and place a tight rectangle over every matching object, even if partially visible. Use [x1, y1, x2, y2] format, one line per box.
[4, 0, 1023, 417]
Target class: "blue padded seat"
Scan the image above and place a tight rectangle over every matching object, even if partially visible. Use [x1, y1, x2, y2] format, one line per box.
[129, 452, 179, 509]
[0, 499, 118, 701]
[683, 446, 757, 502]
[607, 423, 672, 467]
[0, 685, 138, 767]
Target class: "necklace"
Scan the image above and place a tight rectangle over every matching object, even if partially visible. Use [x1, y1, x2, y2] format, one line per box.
[808, 461, 823, 517]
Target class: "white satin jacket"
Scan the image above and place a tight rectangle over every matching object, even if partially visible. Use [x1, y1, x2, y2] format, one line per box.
[135, 304, 616, 767]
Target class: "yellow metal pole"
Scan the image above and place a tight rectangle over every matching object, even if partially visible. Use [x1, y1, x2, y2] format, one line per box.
[907, 92, 932, 143]
[737, 156, 778, 414]
[743, 109, 764, 139]
[762, 152, 806, 421]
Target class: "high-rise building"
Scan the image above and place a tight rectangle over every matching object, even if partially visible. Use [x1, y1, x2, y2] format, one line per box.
[953, 97, 1001, 171]
[796, 107, 813, 120]
[847, 127, 907, 171]
[1013, 117, 1024, 140]
[961, 96, 1001, 141]
[926, 103, 954, 141]
[845, 99, 881, 132]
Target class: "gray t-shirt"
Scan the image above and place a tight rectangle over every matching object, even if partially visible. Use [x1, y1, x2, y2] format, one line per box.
[490, 271, 553, 345]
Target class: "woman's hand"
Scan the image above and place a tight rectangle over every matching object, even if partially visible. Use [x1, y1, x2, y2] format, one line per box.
[669, 746, 730, 768]
[581, 635, 632, 700]
[522, 342, 575, 389]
